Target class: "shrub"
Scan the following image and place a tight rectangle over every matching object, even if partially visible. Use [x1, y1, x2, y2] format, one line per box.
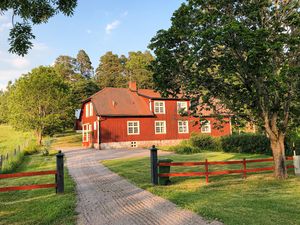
[23, 141, 42, 155]
[189, 133, 220, 151]
[220, 133, 272, 154]
[169, 145, 194, 154]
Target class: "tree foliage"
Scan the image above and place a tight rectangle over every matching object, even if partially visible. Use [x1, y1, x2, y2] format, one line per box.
[95, 51, 127, 89]
[95, 51, 154, 89]
[149, 0, 300, 178]
[1, 0, 77, 56]
[126, 51, 154, 89]
[77, 49, 94, 79]
[8, 66, 72, 144]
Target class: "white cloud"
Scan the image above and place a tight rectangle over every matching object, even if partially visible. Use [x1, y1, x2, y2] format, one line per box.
[11, 57, 30, 68]
[86, 29, 92, 34]
[105, 20, 120, 34]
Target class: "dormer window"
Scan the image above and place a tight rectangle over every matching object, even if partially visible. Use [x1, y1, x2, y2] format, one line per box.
[177, 101, 188, 114]
[154, 101, 165, 114]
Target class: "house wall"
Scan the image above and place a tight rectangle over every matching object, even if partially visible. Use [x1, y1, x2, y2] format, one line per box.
[81, 98, 231, 149]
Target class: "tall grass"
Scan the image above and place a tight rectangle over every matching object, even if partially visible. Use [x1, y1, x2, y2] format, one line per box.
[0, 124, 35, 173]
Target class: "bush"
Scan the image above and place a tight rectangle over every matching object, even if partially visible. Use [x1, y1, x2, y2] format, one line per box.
[190, 133, 221, 151]
[23, 141, 42, 155]
[169, 145, 194, 154]
[220, 133, 272, 154]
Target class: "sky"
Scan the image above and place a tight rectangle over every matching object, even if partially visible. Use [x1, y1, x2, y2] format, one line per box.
[0, 0, 185, 90]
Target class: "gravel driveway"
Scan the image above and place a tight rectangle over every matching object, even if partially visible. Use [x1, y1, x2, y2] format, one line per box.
[65, 149, 222, 225]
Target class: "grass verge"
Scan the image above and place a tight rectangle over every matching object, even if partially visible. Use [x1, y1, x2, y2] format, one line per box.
[0, 152, 76, 225]
[102, 151, 300, 225]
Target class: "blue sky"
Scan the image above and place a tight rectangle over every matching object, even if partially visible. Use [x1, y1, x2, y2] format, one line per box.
[0, 0, 185, 90]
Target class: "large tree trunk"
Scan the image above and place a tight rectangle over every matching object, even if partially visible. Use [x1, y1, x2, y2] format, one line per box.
[270, 135, 287, 179]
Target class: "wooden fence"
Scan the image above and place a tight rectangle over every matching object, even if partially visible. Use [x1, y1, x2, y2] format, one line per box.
[150, 145, 295, 185]
[0, 151, 64, 193]
[0, 146, 21, 172]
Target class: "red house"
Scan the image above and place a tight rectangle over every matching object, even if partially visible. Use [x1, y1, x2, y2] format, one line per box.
[80, 82, 232, 149]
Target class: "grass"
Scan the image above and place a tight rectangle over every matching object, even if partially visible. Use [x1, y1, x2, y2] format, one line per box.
[50, 130, 82, 149]
[0, 124, 34, 155]
[0, 151, 76, 225]
[102, 151, 300, 225]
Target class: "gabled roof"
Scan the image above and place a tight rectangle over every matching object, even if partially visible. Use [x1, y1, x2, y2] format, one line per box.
[88, 87, 154, 117]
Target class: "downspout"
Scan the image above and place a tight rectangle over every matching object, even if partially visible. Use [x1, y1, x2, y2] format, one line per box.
[97, 116, 101, 150]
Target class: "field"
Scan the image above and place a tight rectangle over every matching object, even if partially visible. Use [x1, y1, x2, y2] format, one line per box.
[0, 152, 76, 225]
[103, 152, 300, 225]
[0, 125, 33, 155]
[50, 130, 82, 149]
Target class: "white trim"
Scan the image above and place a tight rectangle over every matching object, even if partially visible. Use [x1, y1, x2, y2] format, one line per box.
[201, 120, 211, 133]
[127, 121, 140, 135]
[178, 120, 189, 134]
[229, 118, 232, 135]
[155, 120, 167, 134]
[85, 104, 89, 118]
[154, 101, 165, 114]
[82, 123, 90, 142]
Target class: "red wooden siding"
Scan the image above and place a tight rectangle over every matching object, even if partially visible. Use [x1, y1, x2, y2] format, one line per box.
[100, 100, 230, 143]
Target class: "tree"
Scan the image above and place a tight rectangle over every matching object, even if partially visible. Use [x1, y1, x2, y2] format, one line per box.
[8, 66, 71, 145]
[1, 0, 77, 56]
[77, 50, 94, 79]
[95, 51, 127, 88]
[126, 51, 154, 89]
[149, 0, 300, 179]
[0, 81, 13, 124]
[54, 55, 81, 82]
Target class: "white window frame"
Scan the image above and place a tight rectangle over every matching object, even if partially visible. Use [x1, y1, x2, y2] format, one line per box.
[127, 121, 140, 135]
[201, 120, 211, 133]
[178, 120, 189, 134]
[82, 124, 90, 142]
[154, 101, 165, 114]
[94, 121, 97, 130]
[155, 121, 166, 134]
[89, 103, 93, 116]
[131, 141, 137, 148]
[177, 101, 188, 114]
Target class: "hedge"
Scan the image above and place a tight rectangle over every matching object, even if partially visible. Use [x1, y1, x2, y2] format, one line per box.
[220, 133, 272, 155]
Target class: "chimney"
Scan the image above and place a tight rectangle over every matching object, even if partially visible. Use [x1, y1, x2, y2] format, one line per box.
[128, 81, 137, 92]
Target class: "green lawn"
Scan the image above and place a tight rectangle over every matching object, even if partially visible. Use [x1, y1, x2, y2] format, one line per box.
[102, 151, 300, 225]
[50, 130, 82, 149]
[0, 125, 34, 155]
[0, 152, 77, 225]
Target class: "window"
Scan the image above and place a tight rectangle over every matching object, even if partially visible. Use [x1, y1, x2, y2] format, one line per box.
[178, 120, 189, 133]
[85, 104, 89, 117]
[131, 141, 137, 148]
[201, 120, 211, 133]
[155, 121, 166, 134]
[89, 103, 93, 116]
[154, 101, 165, 114]
[127, 121, 140, 135]
[177, 101, 188, 114]
[82, 124, 91, 142]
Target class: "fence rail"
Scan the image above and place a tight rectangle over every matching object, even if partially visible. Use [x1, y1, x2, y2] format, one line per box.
[150, 145, 296, 185]
[0, 151, 64, 193]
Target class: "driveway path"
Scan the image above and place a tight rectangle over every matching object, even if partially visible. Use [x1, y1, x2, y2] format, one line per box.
[65, 149, 222, 225]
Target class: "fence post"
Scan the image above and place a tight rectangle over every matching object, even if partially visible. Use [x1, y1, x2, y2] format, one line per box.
[205, 159, 209, 183]
[18, 145, 20, 153]
[6, 153, 8, 160]
[243, 158, 247, 178]
[0, 155, 2, 172]
[150, 145, 158, 185]
[56, 150, 64, 194]
[14, 149, 16, 156]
